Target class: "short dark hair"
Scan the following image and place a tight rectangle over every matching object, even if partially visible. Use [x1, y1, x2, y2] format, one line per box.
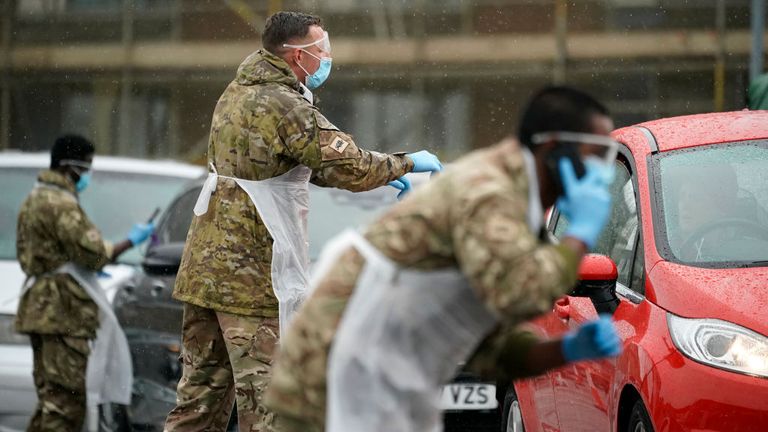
[518, 86, 609, 148]
[50, 134, 95, 169]
[262, 11, 323, 55]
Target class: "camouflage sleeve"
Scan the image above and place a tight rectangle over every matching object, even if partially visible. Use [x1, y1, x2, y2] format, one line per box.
[277, 105, 414, 192]
[464, 325, 541, 381]
[56, 203, 112, 270]
[452, 183, 580, 322]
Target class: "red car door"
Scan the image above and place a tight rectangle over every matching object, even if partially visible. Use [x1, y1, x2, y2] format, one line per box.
[549, 295, 613, 431]
[515, 313, 563, 431]
[544, 153, 644, 431]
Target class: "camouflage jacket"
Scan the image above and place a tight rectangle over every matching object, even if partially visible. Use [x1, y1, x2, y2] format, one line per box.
[265, 140, 581, 426]
[173, 49, 413, 317]
[15, 170, 114, 338]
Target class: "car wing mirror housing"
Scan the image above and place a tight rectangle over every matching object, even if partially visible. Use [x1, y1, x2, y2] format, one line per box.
[142, 243, 185, 276]
[572, 254, 620, 314]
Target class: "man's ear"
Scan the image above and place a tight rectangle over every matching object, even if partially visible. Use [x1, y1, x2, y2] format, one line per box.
[291, 48, 303, 65]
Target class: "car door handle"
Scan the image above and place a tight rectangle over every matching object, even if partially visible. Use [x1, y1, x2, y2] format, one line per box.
[554, 298, 570, 320]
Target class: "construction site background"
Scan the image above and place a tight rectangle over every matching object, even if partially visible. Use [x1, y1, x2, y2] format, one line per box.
[0, 0, 765, 163]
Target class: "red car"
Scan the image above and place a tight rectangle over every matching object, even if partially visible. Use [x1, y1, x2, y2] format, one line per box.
[502, 111, 768, 432]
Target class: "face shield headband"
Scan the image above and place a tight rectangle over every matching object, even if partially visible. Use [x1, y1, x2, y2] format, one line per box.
[283, 31, 332, 54]
[59, 159, 92, 174]
[531, 131, 619, 166]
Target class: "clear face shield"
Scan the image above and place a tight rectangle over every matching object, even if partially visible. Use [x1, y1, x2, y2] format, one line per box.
[59, 159, 92, 175]
[531, 131, 619, 195]
[283, 31, 333, 90]
[282, 31, 332, 55]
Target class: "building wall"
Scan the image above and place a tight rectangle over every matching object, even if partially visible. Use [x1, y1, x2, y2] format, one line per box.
[0, 0, 764, 161]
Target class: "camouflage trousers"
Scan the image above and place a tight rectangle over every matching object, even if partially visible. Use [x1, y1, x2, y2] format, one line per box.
[28, 333, 90, 432]
[164, 303, 279, 432]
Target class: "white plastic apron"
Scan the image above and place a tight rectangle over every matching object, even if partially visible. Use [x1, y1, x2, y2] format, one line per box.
[23, 263, 133, 432]
[325, 230, 500, 432]
[23, 183, 133, 426]
[193, 164, 311, 335]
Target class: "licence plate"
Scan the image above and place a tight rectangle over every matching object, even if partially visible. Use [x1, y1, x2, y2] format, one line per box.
[439, 383, 498, 411]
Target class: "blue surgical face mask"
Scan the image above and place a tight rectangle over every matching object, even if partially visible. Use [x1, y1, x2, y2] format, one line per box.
[299, 50, 332, 90]
[76, 172, 91, 192]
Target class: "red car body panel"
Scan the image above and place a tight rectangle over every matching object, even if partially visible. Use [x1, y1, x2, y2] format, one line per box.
[638, 110, 768, 151]
[514, 111, 768, 432]
[649, 262, 768, 336]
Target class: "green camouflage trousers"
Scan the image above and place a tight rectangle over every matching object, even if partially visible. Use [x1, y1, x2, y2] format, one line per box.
[164, 303, 279, 432]
[28, 333, 90, 432]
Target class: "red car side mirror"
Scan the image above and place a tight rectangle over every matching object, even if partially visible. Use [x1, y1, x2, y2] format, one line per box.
[578, 254, 618, 282]
[573, 254, 620, 314]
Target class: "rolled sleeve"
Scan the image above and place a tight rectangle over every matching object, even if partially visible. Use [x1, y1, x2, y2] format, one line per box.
[464, 326, 541, 381]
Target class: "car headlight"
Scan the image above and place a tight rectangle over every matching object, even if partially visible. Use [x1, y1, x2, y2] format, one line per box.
[0, 314, 30, 345]
[667, 313, 768, 378]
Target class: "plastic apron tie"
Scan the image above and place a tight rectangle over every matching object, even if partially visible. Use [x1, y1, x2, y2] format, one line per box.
[193, 163, 312, 336]
[325, 230, 499, 432]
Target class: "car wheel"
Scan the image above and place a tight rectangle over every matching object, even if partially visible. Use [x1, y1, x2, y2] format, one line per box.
[627, 399, 654, 432]
[98, 403, 130, 432]
[500, 386, 525, 432]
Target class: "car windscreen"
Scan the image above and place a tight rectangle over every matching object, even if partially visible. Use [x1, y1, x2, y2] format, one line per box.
[153, 183, 395, 261]
[0, 167, 190, 265]
[82, 171, 191, 264]
[653, 140, 768, 267]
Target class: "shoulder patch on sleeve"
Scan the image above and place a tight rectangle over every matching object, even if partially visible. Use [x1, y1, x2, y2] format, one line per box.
[331, 137, 350, 154]
[319, 130, 360, 161]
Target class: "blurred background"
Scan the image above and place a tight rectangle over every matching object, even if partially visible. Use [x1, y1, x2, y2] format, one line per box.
[0, 0, 765, 162]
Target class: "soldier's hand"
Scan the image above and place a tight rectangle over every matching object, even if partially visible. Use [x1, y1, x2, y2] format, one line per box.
[558, 158, 614, 249]
[561, 314, 621, 362]
[388, 176, 412, 199]
[407, 150, 444, 174]
[127, 222, 155, 246]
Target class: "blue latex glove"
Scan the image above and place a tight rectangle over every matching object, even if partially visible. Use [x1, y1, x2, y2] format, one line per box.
[388, 176, 412, 200]
[127, 222, 155, 246]
[407, 150, 444, 174]
[557, 158, 614, 249]
[561, 314, 622, 362]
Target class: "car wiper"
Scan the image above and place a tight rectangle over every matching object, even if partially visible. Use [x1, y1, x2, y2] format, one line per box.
[736, 260, 768, 268]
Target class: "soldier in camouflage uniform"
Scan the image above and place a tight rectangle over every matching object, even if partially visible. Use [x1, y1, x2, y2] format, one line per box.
[15, 135, 155, 432]
[164, 12, 442, 432]
[264, 87, 624, 431]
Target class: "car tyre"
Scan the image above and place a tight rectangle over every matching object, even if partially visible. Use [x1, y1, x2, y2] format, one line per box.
[500, 386, 525, 432]
[627, 399, 654, 432]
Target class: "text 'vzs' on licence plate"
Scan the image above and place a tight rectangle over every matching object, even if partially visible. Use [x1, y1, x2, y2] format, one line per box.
[439, 383, 497, 411]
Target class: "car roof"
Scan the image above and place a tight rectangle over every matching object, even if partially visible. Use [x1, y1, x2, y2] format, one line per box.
[631, 110, 768, 152]
[0, 151, 205, 178]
